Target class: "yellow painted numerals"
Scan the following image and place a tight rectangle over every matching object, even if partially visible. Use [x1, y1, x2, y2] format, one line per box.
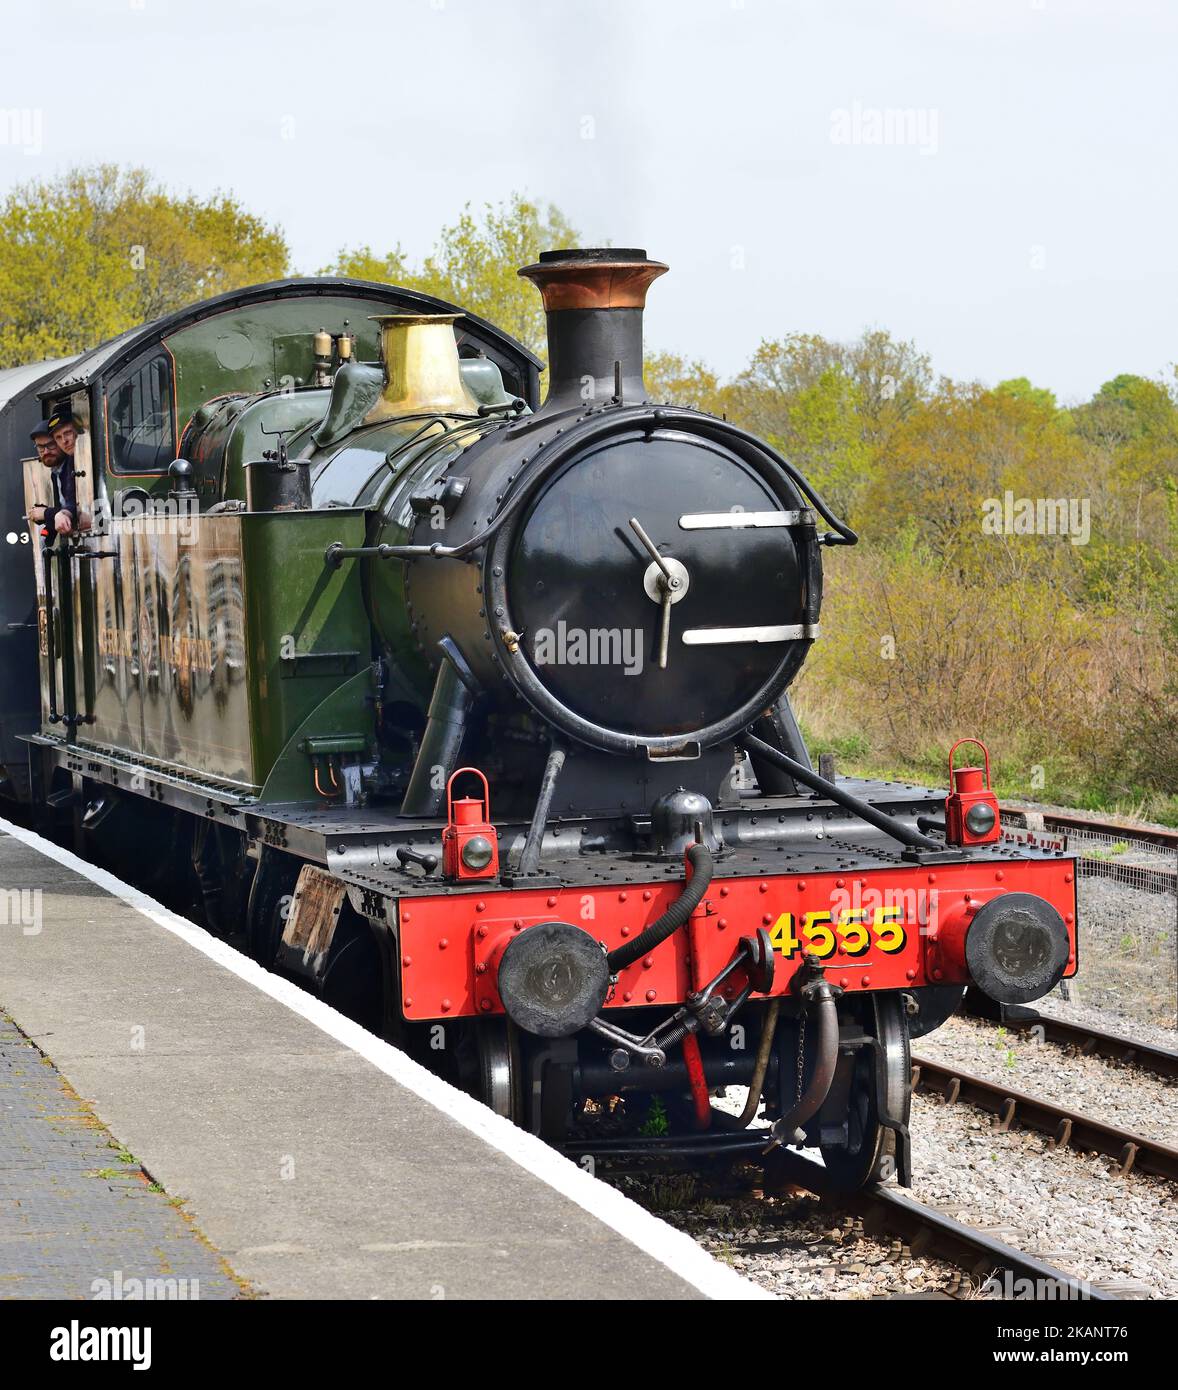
[769, 905, 907, 960]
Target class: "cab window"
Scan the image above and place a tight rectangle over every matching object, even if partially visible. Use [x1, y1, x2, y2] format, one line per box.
[107, 354, 175, 474]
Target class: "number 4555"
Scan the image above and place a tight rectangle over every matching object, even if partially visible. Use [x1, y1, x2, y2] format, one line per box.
[769, 906, 906, 960]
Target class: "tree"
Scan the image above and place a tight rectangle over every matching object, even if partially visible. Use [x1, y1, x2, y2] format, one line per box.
[322, 245, 413, 289]
[995, 377, 1058, 413]
[0, 165, 288, 366]
[325, 194, 578, 358]
[720, 329, 934, 523]
[643, 350, 727, 413]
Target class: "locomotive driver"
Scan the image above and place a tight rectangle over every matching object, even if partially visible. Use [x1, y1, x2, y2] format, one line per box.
[26, 418, 78, 545]
[40, 408, 88, 544]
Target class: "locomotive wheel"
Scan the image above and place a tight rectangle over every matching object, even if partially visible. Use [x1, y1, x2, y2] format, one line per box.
[819, 994, 911, 1190]
[321, 918, 385, 1035]
[477, 1019, 525, 1125]
[245, 850, 300, 967]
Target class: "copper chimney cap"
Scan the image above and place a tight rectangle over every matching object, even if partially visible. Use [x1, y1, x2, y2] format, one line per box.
[518, 247, 668, 312]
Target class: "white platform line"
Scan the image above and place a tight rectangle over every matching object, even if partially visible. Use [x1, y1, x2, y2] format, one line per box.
[0, 816, 772, 1302]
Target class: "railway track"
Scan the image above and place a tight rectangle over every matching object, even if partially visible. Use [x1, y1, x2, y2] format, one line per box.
[960, 996, 1178, 1082]
[999, 804, 1178, 894]
[759, 1150, 1126, 1300]
[910, 1054, 1178, 1183]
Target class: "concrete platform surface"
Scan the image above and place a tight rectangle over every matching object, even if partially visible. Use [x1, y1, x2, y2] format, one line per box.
[0, 820, 764, 1301]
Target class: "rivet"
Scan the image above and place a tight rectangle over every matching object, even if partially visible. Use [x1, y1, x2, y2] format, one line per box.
[476, 925, 488, 938]
[759, 881, 768, 893]
[403, 912, 412, 924]
[995, 870, 1005, 881]
[623, 991, 633, 1003]
[475, 963, 486, 975]
[643, 956, 654, 969]
[618, 891, 627, 902]
[440, 999, 451, 1012]
[932, 968, 943, 981]
[620, 925, 631, 937]
[718, 918, 728, 930]
[402, 955, 412, 968]
[927, 874, 936, 884]
[797, 880, 806, 891]
[404, 996, 414, 1008]
[860, 975, 870, 988]
[475, 901, 486, 912]
[762, 913, 772, 925]
[905, 969, 917, 981]
[1065, 913, 1074, 924]
[547, 895, 558, 907]
[1064, 872, 1074, 884]
[514, 920, 523, 929]
[720, 885, 730, 897]
[839, 977, 849, 988]
[836, 878, 845, 888]
[643, 890, 652, 901]
[439, 938, 448, 950]
[480, 999, 492, 1011]
[645, 989, 657, 1002]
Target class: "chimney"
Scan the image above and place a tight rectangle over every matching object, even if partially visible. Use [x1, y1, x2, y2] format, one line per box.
[364, 313, 478, 423]
[518, 248, 668, 414]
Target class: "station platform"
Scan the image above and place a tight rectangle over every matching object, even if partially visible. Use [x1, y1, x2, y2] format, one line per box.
[0, 819, 763, 1301]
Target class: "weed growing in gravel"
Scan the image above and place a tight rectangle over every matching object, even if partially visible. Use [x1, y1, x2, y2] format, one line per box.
[646, 1175, 700, 1212]
[639, 1096, 669, 1137]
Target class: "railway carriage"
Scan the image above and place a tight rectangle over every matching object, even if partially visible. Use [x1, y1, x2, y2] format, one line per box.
[3, 251, 1079, 1187]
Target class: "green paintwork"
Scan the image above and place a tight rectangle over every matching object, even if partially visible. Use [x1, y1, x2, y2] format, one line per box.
[240, 508, 373, 792]
[302, 413, 491, 700]
[258, 666, 377, 804]
[220, 391, 328, 502]
[312, 363, 384, 449]
[164, 295, 385, 438]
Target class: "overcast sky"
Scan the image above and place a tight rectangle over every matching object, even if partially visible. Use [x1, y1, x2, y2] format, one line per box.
[1, 0, 1174, 401]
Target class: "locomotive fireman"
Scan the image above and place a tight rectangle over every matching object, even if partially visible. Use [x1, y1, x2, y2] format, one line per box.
[26, 417, 77, 543]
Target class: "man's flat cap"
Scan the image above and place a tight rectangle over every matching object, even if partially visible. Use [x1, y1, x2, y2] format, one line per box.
[30, 420, 54, 440]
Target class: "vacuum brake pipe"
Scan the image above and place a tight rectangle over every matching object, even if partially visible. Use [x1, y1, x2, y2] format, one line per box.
[765, 982, 840, 1150]
[606, 842, 714, 974]
[740, 733, 945, 853]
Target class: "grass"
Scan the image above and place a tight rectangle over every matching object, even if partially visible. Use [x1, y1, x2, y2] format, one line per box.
[801, 728, 1178, 828]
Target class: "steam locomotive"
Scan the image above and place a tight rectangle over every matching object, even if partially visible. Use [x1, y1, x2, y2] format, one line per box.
[2, 250, 1078, 1188]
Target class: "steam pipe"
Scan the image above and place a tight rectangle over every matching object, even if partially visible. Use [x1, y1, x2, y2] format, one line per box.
[516, 743, 566, 876]
[400, 640, 478, 817]
[741, 733, 944, 851]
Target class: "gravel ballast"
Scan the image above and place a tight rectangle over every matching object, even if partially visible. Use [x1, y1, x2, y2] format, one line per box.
[915, 1014, 1178, 1147]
